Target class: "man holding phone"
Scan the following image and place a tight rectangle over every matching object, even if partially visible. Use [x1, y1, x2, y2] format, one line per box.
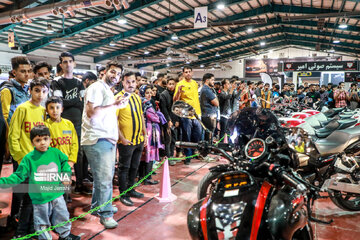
[334, 82, 348, 108]
[173, 66, 202, 165]
[81, 61, 127, 229]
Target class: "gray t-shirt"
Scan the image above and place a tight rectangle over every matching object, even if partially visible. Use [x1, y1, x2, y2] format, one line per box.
[200, 85, 217, 117]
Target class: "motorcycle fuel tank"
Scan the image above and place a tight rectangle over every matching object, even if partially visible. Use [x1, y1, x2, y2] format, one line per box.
[187, 171, 273, 240]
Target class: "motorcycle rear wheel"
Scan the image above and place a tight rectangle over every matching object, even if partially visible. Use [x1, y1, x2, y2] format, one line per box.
[330, 178, 360, 211]
[197, 171, 222, 200]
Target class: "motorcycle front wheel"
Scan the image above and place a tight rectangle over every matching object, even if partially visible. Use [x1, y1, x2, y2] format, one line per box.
[197, 171, 222, 200]
[330, 178, 360, 211]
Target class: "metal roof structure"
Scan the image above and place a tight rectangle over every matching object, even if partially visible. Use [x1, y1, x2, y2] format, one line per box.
[1, 0, 360, 70]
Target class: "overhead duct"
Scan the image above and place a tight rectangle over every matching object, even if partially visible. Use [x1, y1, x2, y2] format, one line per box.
[116, 56, 190, 64]
[169, 18, 267, 31]
[165, 47, 198, 61]
[282, 11, 360, 21]
[0, 0, 115, 26]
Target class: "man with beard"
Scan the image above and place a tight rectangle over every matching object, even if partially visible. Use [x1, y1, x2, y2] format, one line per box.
[116, 72, 147, 206]
[218, 79, 234, 141]
[160, 78, 180, 166]
[306, 84, 321, 104]
[319, 85, 329, 106]
[51, 52, 89, 196]
[82, 61, 127, 229]
[199, 73, 219, 143]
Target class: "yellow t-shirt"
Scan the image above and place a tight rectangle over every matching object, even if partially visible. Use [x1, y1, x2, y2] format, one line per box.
[115, 91, 144, 145]
[1, 88, 12, 126]
[174, 79, 201, 117]
[45, 118, 79, 163]
[8, 101, 46, 163]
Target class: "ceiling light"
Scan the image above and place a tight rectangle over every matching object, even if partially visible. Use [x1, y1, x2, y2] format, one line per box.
[333, 38, 340, 44]
[329, 47, 335, 53]
[215, 52, 220, 57]
[260, 41, 266, 46]
[118, 16, 127, 24]
[269, 50, 273, 53]
[200, 64, 204, 68]
[128, 56, 132, 59]
[46, 23, 54, 33]
[99, 51, 104, 55]
[144, 50, 150, 55]
[166, 63, 170, 67]
[109, 41, 116, 46]
[217, 3, 225, 10]
[171, 33, 178, 41]
[186, 60, 191, 64]
[247, 27, 253, 33]
[61, 44, 66, 48]
[211, 67, 215, 70]
[339, 19, 347, 29]
[167, 56, 172, 60]
[197, 44, 204, 48]
[228, 58, 233, 62]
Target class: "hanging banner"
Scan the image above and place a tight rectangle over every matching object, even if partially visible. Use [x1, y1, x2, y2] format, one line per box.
[8, 32, 14, 48]
[194, 6, 208, 29]
[283, 61, 358, 72]
[345, 72, 360, 82]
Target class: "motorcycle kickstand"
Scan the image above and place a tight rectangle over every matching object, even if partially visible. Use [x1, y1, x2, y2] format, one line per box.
[307, 197, 333, 225]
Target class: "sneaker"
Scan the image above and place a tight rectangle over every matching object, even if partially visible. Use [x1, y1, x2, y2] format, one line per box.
[73, 186, 82, 194]
[129, 189, 144, 198]
[184, 159, 191, 165]
[100, 217, 118, 229]
[81, 186, 92, 195]
[120, 196, 134, 206]
[91, 205, 118, 216]
[59, 233, 81, 240]
[169, 160, 176, 166]
[143, 179, 159, 185]
[203, 156, 216, 162]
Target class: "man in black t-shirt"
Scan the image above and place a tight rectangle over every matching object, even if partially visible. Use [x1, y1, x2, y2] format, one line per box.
[51, 52, 89, 195]
[306, 84, 321, 105]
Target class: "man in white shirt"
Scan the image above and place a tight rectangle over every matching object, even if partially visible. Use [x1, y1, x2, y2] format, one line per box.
[81, 61, 127, 229]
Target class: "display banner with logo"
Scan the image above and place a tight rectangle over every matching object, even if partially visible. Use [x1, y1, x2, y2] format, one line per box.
[345, 72, 360, 82]
[282, 61, 358, 72]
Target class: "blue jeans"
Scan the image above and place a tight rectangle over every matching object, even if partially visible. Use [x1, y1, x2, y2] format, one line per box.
[180, 118, 202, 157]
[33, 196, 71, 240]
[83, 139, 116, 218]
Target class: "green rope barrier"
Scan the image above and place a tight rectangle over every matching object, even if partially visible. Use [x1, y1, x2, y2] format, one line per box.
[15, 134, 228, 240]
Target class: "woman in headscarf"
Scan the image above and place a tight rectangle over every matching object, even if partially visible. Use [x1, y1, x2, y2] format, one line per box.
[138, 85, 167, 185]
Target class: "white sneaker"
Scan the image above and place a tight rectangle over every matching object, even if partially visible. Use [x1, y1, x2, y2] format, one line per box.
[100, 217, 118, 229]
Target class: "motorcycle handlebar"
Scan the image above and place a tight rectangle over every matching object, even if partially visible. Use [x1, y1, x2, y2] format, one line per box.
[257, 162, 307, 194]
[280, 172, 307, 194]
[175, 141, 198, 149]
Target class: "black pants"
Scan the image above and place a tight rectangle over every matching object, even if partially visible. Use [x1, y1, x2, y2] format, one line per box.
[220, 116, 229, 142]
[201, 116, 216, 142]
[164, 125, 177, 158]
[117, 142, 144, 192]
[74, 126, 89, 186]
[10, 163, 34, 235]
[138, 161, 154, 180]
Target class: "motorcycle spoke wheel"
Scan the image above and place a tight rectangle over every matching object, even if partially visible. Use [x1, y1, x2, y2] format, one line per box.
[330, 178, 360, 211]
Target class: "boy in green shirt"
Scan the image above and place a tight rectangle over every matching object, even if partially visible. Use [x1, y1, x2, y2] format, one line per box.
[0, 125, 76, 240]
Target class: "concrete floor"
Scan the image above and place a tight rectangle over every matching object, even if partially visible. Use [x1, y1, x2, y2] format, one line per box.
[1, 157, 360, 240]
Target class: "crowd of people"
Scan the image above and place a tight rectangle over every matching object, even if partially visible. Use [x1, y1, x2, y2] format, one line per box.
[0, 52, 357, 239]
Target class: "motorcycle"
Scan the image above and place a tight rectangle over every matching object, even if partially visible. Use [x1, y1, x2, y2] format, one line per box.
[172, 102, 314, 239]
[172, 101, 360, 212]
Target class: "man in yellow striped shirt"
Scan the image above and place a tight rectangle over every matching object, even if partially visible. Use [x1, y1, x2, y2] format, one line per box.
[116, 72, 147, 207]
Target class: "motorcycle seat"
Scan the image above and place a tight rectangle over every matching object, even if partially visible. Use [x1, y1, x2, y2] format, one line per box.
[315, 125, 338, 138]
[338, 118, 357, 129]
[323, 107, 345, 118]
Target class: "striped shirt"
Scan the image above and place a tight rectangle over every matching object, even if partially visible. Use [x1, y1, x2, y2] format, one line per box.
[116, 90, 144, 145]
